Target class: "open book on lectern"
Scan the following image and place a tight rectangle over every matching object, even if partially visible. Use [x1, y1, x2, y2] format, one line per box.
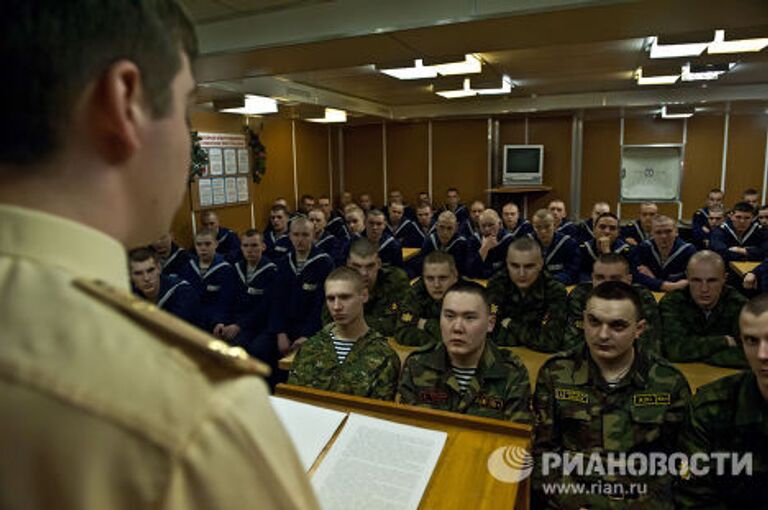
[270, 397, 447, 510]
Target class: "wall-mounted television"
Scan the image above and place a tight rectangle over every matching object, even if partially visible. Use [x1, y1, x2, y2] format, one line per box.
[502, 145, 543, 185]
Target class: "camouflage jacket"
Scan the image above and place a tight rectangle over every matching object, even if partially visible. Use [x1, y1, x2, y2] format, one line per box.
[565, 282, 661, 356]
[287, 324, 400, 400]
[397, 341, 532, 423]
[659, 286, 748, 368]
[394, 278, 442, 347]
[487, 270, 568, 352]
[675, 371, 768, 508]
[532, 345, 691, 509]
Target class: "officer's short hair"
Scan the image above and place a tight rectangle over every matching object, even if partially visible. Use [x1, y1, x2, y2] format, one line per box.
[349, 238, 378, 259]
[201, 210, 218, 221]
[1, 1, 197, 166]
[533, 208, 554, 223]
[423, 251, 457, 273]
[443, 281, 490, 313]
[708, 205, 725, 215]
[270, 204, 290, 216]
[651, 215, 675, 227]
[437, 211, 457, 224]
[508, 236, 542, 258]
[242, 228, 262, 239]
[687, 250, 725, 275]
[367, 209, 386, 220]
[326, 266, 366, 292]
[128, 247, 158, 265]
[289, 217, 312, 232]
[195, 228, 217, 240]
[742, 294, 768, 318]
[586, 281, 643, 320]
[595, 253, 630, 272]
[479, 209, 500, 223]
[732, 201, 755, 214]
[595, 212, 619, 224]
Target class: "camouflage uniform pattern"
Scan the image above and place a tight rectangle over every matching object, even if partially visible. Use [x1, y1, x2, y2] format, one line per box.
[395, 277, 442, 347]
[532, 345, 691, 509]
[397, 342, 532, 423]
[675, 371, 768, 508]
[565, 282, 661, 356]
[487, 270, 568, 352]
[287, 324, 400, 400]
[659, 286, 748, 368]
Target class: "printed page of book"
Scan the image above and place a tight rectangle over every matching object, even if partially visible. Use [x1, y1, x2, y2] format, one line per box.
[269, 397, 348, 471]
[311, 412, 447, 510]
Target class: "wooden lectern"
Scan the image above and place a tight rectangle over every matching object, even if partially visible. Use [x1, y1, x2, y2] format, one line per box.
[276, 384, 533, 510]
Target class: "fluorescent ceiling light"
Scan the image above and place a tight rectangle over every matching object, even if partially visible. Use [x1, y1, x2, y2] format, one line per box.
[379, 59, 437, 80]
[635, 67, 679, 85]
[708, 29, 768, 54]
[379, 54, 482, 80]
[680, 62, 733, 81]
[220, 94, 278, 115]
[661, 105, 694, 119]
[306, 108, 347, 123]
[649, 35, 708, 59]
[476, 75, 514, 95]
[432, 54, 482, 76]
[436, 78, 477, 99]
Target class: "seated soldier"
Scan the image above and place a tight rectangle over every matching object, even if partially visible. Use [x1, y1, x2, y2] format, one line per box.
[565, 253, 661, 355]
[415, 210, 470, 277]
[398, 281, 532, 423]
[632, 215, 695, 292]
[621, 201, 658, 246]
[501, 201, 533, 240]
[466, 209, 513, 279]
[531, 208, 580, 285]
[442, 187, 469, 225]
[417, 191, 431, 207]
[396, 252, 459, 346]
[320, 195, 346, 239]
[758, 205, 768, 228]
[272, 217, 335, 356]
[342, 204, 366, 242]
[400, 202, 435, 248]
[296, 193, 315, 217]
[308, 207, 342, 265]
[229, 229, 278, 363]
[384, 189, 415, 221]
[533, 281, 691, 509]
[659, 250, 748, 368]
[710, 201, 768, 262]
[675, 294, 768, 508]
[358, 192, 374, 213]
[336, 238, 410, 337]
[488, 237, 568, 352]
[264, 204, 292, 260]
[459, 200, 485, 243]
[548, 199, 579, 239]
[702, 205, 725, 249]
[178, 229, 237, 334]
[363, 209, 403, 268]
[578, 212, 632, 282]
[201, 210, 241, 262]
[743, 256, 768, 292]
[386, 201, 415, 246]
[692, 188, 725, 248]
[742, 187, 760, 212]
[576, 201, 610, 244]
[151, 231, 190, 278]
[288, 267, 400, 400]
[128, 248, 199, 326]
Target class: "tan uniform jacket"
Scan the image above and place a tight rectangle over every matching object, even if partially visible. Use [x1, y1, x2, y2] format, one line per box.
[0, 204, 319, 510]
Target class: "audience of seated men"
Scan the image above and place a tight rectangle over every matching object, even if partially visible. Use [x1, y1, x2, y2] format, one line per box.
[357, 192, 374, 214]
[309, 206, 342, 265]
[201, 210, 241, 262]
[566, 253, 661, 355]
[674, 293, 768, 508]
[530, 208, 580, 285]
[621, 201, 658, 246]
[466, 209, 513, 279]
[342, 205, 366, 242]
[288, 267, 400, 400]
[296, 194, 315, 217]
[264, 204, 292, 260]
[742, 187, 760, 213]
[320, 195, 346, 239]
[702, 205, 725, 248]
[178, 229, 237, 334]
[396, 252, 459, 347]
[632, 215, 695, 292]
[548, 199, 579, 238]
[501, 202, 533, 240]
[128, 247, 200, 326]
[386, 201, 414, 247]
[459, 200, 485, 243]
[692, 188, 725, 249]
[401, 202, 435, 248]
[533, 281, 691, 509]
[710, 201, 768, 262]
[487, 237, 568, 352]
[151, 231, 191, 278]
[659, 250, 748, 368]
[272, 217, 335, 357]
[576, 201, 610, 244]
[384, 189, 415, 221]
[415, 210, 470, 277]
[758, 205, 768, 228]
[398, 281, 532, 423]
[361, 209, 403, 268]
[442, 187, 469, 225]
[578, 211, 632, 282]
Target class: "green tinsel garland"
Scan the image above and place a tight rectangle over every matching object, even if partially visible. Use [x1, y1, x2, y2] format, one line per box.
[189, 131, 208, 183]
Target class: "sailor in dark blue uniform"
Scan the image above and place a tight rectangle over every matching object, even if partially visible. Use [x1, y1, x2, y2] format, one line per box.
[320, 195, 347, 239]
[466, 209, 514, 279]
[548, 199, 580, 239]
[264, 204, 292, 260]
[271, 217, 335, 356]
[414, 210, 470, 277]
[459, 200, 485, 244]
[401, 203, 435, 248]
[711, 202, 768, 262]
[383, 189, 416, 222]
[692, 188, 724, 248]
[501, 202, 534, 240]
[341, 210, 403, 268]
[386, 202, 416, 246]
[631, 215, 695, 292]
[620, 202, 657, 246]
[575, 201, 610, 244]
[531, 208, 581, 285]
[201, 210, 241, 262]
[309, 207, 342, 266]
[578, 212, 632, 282]
[151, 232, 191, 279]
[441, 187, 469, 225]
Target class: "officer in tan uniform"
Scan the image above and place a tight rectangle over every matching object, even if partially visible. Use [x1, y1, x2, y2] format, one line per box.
[0, 2, 318, 509]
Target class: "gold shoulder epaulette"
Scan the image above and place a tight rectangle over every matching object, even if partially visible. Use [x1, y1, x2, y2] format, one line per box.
[73, 278, 269, 377]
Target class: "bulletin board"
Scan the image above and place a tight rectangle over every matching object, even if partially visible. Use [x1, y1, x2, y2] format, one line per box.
[192, 132, 251, 210]
[620, 145, 683, 201]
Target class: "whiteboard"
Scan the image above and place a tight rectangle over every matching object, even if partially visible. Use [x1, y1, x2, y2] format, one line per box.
[620, 146, 682, 201]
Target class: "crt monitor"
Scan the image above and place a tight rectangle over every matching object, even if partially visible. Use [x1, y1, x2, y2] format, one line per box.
[502, 145, 543, 185]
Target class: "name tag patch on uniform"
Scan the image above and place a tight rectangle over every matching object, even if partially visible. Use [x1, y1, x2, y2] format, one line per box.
[632, 393, 671, 406]
[302, 283, 317, 291]
[418, 389, 448, 404]
[555, 388, 589, 403]
[206, 285, 221, 292]
[475, 393, 504, 410]
[247, 287, 264, 295]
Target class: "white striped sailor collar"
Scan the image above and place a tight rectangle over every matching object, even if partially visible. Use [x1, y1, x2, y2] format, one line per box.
[315, 230, 335, 246]
[545, 233, 572, 264]
[157, 279, 190, 308]
[217, 228, 230, 243]
[583, 218, 595, 237]
[288, 247, 331, 275]
[189, 256, 230, 279]
[649, 238, 691, 269]
[507, 220, 528, 237]
[235, 258, 276, 284]
[723, 221, 759, 244]
[162, 243, 183, 269]
[631, 220, 651, 241]
[389, 218, 411, 235]
[430, 232, 465, 251]
[583, 239, 628, 260]
[269, 229, 289, 243]
[557, 219, 575, 232]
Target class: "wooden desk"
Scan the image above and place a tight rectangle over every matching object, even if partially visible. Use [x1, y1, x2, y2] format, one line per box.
[731, 261, 759, 277]
[402, 247, 420, 261]
[276, 384, 532, 510]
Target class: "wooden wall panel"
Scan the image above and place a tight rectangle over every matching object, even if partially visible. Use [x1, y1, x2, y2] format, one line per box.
[343, 124, 384, 206]
[330, 126, 341, 203]
[386, 122, 429, 207]
[619, 202, 679, 222]
[724, 114, 768, 207]
[528, 116, 572, 213]
[681, 115, 725, 219]
[295, 120, 331, 202]
[624, 117, 684, 145]
[581, 119, 621, 219]
[499, 119, 527, 145]
[250, 117, 295, 230]
[432, 119, 488, 208]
